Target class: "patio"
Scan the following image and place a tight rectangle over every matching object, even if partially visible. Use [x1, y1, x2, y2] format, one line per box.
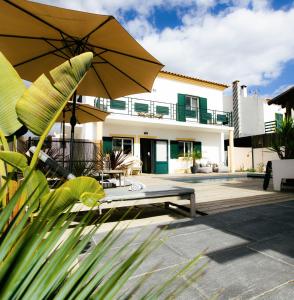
[80, 176, 294, 299]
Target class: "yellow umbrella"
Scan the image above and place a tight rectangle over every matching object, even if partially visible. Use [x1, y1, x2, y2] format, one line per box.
[56, 102, 109, 124]
[0, 0, 163, 99]
[0, 0, 163, 170]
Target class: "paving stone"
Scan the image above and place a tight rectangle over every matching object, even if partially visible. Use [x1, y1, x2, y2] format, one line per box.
[246, 204, 294, 218]
[118, 267, 207, 299]
[277, 200, 294, 208]
[224, 217, 294, 241]
[254, 282, 294, 299]
[249, 231, 294, 266]
[165, 227, 249, 259]
[211, 207, 262, 225]
[194, 247, 294, 300]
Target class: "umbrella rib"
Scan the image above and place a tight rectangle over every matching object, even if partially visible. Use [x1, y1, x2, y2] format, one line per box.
[5, 0, 76, 42]
[82, 16, 114, 41]
[89, 44, 163, 66]
[95, 54, 151, 93]
[0, 34, 61, 42]
[14, 44, 74, 67]
[91, 65, 113, 100]
[78, 107, 105, 121]
[44, 40, 71, 59]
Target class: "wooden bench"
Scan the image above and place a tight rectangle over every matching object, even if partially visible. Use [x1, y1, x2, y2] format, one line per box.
[100, 185, 196, 217]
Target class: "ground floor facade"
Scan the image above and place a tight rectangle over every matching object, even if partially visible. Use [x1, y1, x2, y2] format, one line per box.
[80, 116, 234, 174]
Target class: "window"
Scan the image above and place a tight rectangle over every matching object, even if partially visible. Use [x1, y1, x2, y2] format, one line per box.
[185, 95, 198, 111]
[112, 138, 133, 154]
[178, 141, 193, 157]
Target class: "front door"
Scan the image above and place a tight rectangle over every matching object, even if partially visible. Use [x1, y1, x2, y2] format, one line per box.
[140, 139, 168, 174]
[154, 140, 168, 174]
[140, 138, 152, 173]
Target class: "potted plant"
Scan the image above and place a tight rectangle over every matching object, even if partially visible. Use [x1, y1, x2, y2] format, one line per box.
[269, 117, 294, 191]
[189, 150, 202, 174]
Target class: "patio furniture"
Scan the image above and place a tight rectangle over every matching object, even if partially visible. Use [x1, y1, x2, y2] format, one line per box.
[197, 166, 213, 173]
[99, 185, 196, 217]
[94, 169, 125, 187]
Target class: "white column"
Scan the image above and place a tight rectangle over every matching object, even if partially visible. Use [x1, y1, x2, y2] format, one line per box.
[134, 136, 140, 159]
[219, 132, 225, 165]
[228, 129, 235, 172]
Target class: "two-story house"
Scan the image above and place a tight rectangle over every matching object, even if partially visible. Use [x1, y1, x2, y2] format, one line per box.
[81, 71, 234, 174]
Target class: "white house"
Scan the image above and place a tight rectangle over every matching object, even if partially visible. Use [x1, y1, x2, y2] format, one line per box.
[223, 80, 285, 138]
[78, 71, 234, 174]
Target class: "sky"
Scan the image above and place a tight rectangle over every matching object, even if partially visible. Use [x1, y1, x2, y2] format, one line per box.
[35, 0, 294, 97]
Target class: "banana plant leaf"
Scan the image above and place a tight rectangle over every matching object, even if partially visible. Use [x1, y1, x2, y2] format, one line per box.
[0, 52, 26, 137]
[40, 177, 105, 216]
[0, 151, 28, 172]
[16, 52, 93, 137]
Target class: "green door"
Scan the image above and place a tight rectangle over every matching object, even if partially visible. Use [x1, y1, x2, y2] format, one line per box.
[177, 94, 186, 122]
[154, 140, 168, 174]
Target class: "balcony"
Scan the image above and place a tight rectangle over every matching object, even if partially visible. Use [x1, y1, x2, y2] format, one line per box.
[94, 97, 232, 127]
[265, 121, 277, 133]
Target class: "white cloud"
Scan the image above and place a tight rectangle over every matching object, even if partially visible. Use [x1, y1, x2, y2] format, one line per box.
[33, 0, 294, 88]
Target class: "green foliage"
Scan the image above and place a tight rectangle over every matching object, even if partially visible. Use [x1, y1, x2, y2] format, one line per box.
[0, 151, 28, 172]
[0, 52, 26, 137]
[0, 177, 205, 299]
[269, 117, 294, 159]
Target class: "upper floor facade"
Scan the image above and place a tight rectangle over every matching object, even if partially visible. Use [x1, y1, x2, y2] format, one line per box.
[86, 71, 232, 130]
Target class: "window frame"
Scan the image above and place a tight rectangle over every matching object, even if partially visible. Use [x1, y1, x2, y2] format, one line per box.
[185, 95, 199, 111]
[178, 141, 193, 157]
[112, 137, 134, 154]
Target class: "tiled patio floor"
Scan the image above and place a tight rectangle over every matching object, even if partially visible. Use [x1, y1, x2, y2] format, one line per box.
[79, 175, 294, 299]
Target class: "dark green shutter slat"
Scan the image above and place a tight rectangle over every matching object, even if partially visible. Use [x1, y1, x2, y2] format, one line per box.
[193, 141, 202, 156]
[110, 99, 126, 110]
[156, 106, 169, 115]
[170, 140, 179, 159]
[177, 94, 186, 122]
[217, 114, 228, 124]
[103, 137, 112, 153]
[135, 103, 149, 112]
[199, 97, 208, 124]
[275, 113, 283, 130]
[186, 109, 196, 118]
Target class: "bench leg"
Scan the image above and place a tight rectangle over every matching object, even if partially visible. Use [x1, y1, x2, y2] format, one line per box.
[164, 202, 169, 209]
[190, 193, 196, 217]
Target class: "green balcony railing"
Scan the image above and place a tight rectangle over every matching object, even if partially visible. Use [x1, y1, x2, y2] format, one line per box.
[94, 97, 232, 127]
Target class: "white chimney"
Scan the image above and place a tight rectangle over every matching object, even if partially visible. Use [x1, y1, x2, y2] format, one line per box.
[240, 85, 247, 98]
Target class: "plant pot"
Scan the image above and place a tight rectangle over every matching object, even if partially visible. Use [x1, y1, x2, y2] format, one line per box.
[272, 159, 294, 191]
[190, 166, 197, 174]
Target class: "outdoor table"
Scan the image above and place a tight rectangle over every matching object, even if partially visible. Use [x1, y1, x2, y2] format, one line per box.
[95, 169, 125, 187]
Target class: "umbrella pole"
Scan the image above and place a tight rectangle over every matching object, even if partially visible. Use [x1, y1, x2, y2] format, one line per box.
[69, 91, 77, 172]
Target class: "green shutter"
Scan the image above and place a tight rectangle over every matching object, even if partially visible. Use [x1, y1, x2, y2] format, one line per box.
[199, 97, 208, 124]
[275, 113, 283, 130]
[186, 109, 196, 118]
[102, 137, 112, 153]
[217, 114, 228, 124]
[110, 99, 126, 110]
[170, 140, 179, 159]
[177, 94, 186, 122]
[193, 141, 202, 156]
[156, 105, 169, 115]
[135, 103, 149, 112]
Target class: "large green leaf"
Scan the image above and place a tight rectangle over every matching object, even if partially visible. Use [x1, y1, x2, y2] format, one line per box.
[40, 177, 105, 216]
[0, 52, 26, 136]
[16, 52, 93, 136]
[62, 176, 105, 206]
[0, 151, 28, 172]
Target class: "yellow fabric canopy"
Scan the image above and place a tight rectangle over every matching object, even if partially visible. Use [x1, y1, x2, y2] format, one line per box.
[0, 0, 164, 99]
[56, 102, 109, 124]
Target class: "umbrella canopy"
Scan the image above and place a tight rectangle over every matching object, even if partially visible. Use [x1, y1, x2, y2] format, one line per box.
[0, 0, 164, 99]
[56, 102, 109, 124]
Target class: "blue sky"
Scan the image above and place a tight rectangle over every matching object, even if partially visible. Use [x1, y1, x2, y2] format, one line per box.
[37, 0, 294, 97]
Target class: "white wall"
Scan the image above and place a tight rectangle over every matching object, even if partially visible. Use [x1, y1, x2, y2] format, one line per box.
[103, 122, 225, 173]
[130, 76, 225, 112]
